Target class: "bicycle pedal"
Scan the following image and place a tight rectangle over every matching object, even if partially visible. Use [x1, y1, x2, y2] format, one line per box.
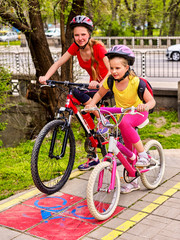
[135, 166, 146, 170]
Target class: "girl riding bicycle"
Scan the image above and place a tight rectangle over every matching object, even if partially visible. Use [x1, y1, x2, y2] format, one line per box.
[39, 15, 111, 170]
[85, 45, 156, 193]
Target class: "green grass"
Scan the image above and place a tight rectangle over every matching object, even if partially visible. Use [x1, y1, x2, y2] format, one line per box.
[139, 111, 180, 149]
[0, 110, 179, 200]
[0, 41, 21, 46]
[0, 141, 34, 200]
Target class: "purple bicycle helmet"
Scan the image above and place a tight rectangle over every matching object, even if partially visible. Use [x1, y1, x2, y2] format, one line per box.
[105, 45, 135, 66]
[70, 15, 94, 32]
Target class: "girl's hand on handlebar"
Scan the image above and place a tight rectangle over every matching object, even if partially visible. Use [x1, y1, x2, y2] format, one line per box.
[137, 104, 149, 112]
[84, 104, 97, 113]
[39, 76, 48, 85]
[88, 81, 100, 89]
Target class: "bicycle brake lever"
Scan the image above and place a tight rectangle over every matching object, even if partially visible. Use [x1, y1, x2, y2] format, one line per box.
[81, 107, 99, 112]
[136, 112, 144, 117]
[40, 84, 51, 88]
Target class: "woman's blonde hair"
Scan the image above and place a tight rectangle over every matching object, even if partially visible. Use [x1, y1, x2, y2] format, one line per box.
[88, 38, 105, 81]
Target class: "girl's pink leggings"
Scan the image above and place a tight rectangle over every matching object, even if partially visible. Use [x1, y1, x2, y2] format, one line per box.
[118, 111, 148, 151]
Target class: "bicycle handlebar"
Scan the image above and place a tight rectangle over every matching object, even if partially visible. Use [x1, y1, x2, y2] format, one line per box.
[82, 106, 144, 129]
[41, 80, 99, 90]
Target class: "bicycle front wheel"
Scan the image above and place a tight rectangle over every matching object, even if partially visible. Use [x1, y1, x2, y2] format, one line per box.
[141, 140, 165, 189]
[31, 120, 75, 194]
[87, 161, 120, 220]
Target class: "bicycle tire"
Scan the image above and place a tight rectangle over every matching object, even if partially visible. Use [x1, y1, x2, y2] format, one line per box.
[140, 140, 165, 189]
[87, 161, 120, 220]
[31, 120, 75, 194]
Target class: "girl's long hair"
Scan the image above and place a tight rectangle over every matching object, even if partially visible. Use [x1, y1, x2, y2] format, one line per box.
[88, 38, 105, 81]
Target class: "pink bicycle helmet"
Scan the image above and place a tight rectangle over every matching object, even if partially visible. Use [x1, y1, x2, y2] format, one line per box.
[70, 15, 94, 32]
[106, 45, 135, 65]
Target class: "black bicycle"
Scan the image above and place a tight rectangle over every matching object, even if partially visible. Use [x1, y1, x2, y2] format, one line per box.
[31, 80, 110, 194]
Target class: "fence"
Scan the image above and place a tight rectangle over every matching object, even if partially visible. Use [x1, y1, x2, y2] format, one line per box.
[1, 49, 179, 81]
[21, 35, 180, 49]
[94, 36, 180, 49]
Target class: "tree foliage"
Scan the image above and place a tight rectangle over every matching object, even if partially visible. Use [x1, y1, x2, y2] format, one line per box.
[86, 0, 180, 36]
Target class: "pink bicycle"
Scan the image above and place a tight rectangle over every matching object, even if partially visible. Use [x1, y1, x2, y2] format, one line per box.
[86, 106, 165, 220]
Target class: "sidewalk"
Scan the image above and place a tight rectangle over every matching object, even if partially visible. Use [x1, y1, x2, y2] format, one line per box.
[0, 149, 180, 240]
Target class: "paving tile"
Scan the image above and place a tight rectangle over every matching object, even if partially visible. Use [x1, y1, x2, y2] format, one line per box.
[127, 222, 163, 238]
[0, 226, 20, 240]
[160, 180, 180, 189]
[86, 226, 121, 239]
[151, 185, 175, 195]
[62, 199, 124, 225]
[60, 178, 87, 198]
[173, 191, 180, 199]
[162, 197, 180, 209]
[139, 215, 167, 228]
[171, 174, 180, 182]
[116, 209, 140, 221]
[129, 200, 159, 212]
[116, 232, 149, 240]
[102, 217, 126, 229]
[78, 171, 92, 180]
[145, 214, 172, 224]
[165, 218, 180, 234]
[80, 236, 97, 240]
[28, 215, 97, 240]
[153, 204, 180, 220]
[158, 223, 180, 239]
[162, 166, 180, 180]
[141, 193, 162, 203]
[13, 233, 41, 240]
[118, 189, 149, 208]
[151, 234, 178, 240]
[0, 204, 43, 231]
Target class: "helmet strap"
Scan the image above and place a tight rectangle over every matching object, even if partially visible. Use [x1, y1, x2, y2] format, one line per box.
[115, 70, 129, 82]
[74, 36, 91, 50]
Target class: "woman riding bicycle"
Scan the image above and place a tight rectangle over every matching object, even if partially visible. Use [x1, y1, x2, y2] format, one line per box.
[39, 15, 111, 171]
[85, 45, 156, 193]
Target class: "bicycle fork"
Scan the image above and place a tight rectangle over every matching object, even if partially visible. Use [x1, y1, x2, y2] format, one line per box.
[98, 136, 140, 192]
[49, 112, 73, 159]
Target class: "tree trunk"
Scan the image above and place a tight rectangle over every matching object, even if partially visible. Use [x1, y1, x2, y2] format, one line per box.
[0, 0, 60, 117]
[62, 0, 84, 82]
[168, 0, 180, 36]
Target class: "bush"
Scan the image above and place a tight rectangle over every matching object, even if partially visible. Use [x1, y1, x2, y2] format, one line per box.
[0, 67, 11, 146]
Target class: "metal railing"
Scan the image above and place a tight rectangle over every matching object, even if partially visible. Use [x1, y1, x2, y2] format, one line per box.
[94, 36, 180, 49]
[1, 50, 178, 78]
[0, 49, 180, 96]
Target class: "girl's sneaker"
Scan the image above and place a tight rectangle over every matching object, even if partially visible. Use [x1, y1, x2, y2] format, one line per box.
[120, 179, 140, 194]
[136, 156, 150, 167]
[78, 156, 99, 171]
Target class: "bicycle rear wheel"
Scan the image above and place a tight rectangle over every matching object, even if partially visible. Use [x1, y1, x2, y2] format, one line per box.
[31, 120, 75, 194]
[87, 161, 120, 220]
[140, 140, 165, 189]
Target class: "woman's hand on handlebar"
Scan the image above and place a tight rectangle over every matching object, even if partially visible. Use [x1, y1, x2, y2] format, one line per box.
[88, 81, 100, 89]
[39, 76, 48, 85]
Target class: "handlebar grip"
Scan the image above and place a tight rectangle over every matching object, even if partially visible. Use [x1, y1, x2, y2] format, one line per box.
[46, 80, 56, 88]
